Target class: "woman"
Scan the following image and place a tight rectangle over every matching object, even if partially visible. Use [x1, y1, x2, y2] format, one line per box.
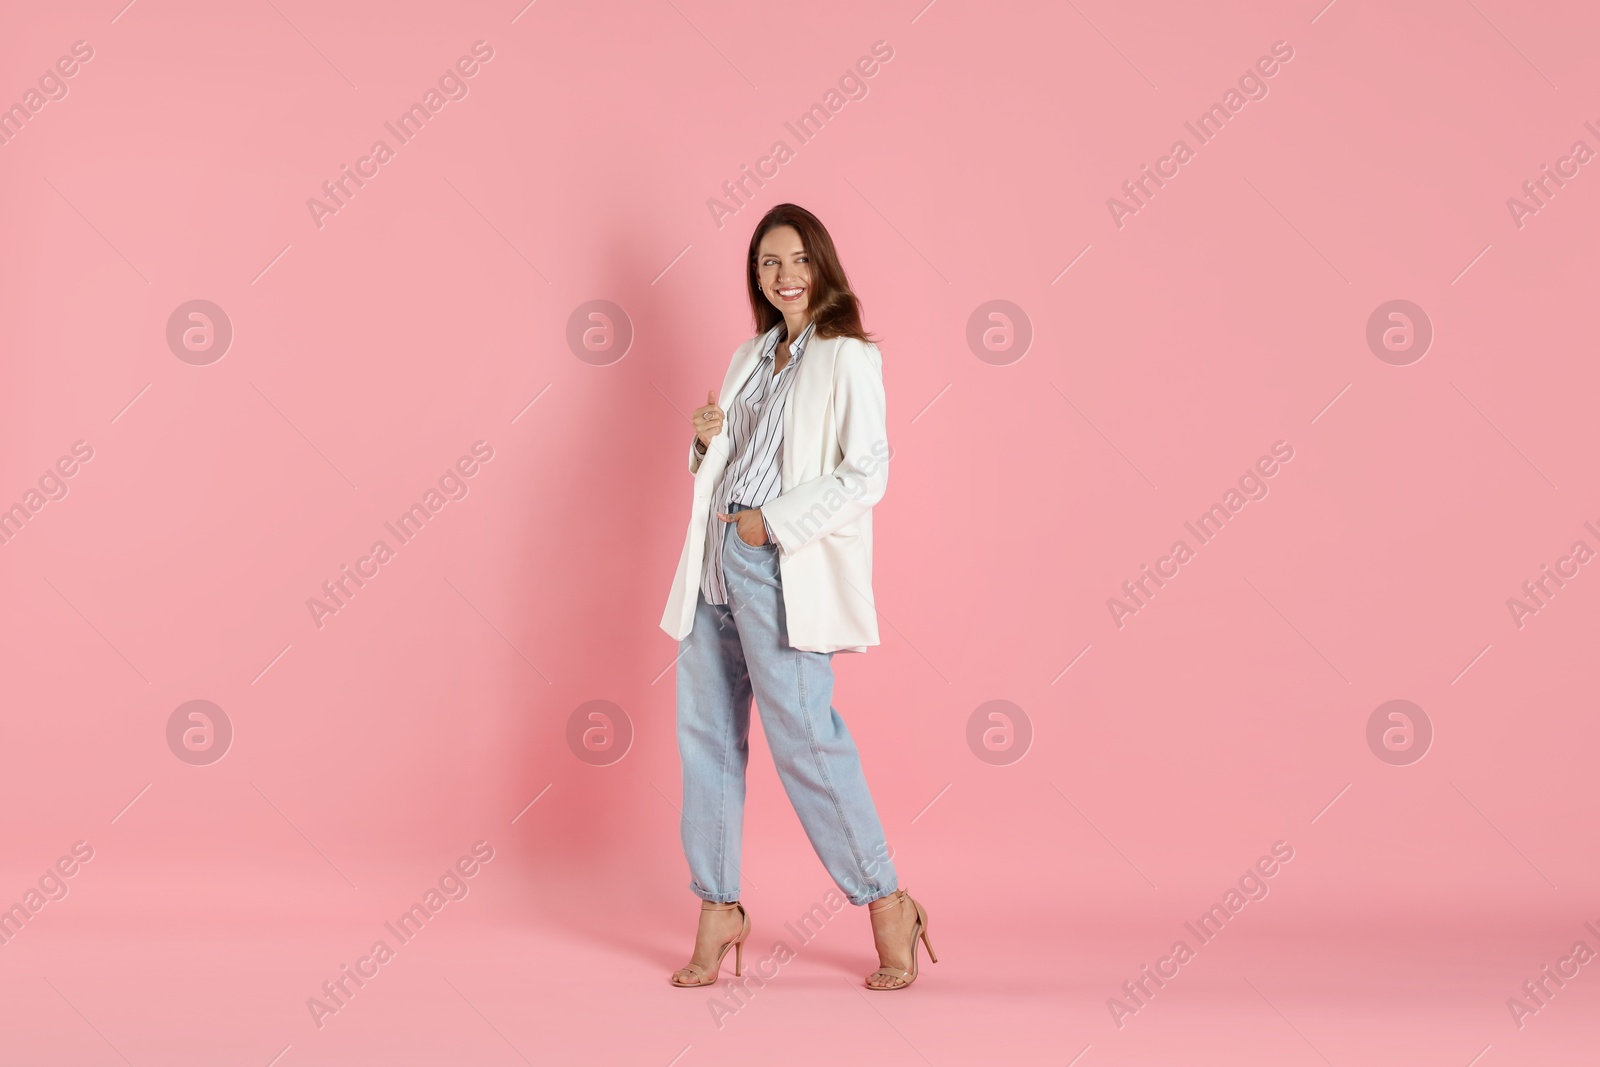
[658, 203, 935, 991]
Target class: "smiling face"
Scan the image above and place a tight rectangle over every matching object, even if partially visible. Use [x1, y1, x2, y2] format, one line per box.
[755, 225, 812, 323]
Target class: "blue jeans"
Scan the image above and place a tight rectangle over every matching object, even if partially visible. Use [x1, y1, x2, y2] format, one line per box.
[675, 503, 898, 907]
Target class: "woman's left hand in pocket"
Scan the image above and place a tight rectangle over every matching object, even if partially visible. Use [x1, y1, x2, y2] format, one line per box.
[718, 509, 767, 547]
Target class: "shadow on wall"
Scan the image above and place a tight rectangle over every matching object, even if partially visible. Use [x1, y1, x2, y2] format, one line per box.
[499, 209, 760, 927]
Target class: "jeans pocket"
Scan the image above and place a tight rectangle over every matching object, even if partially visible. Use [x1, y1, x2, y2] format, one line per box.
[729, 518, 771, 550]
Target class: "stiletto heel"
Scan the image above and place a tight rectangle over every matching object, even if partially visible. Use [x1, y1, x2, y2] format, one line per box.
[865, 888, 936, 990]
[670, 901, 750, 987]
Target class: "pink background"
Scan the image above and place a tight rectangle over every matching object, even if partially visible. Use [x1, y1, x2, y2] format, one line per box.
[3, 0, 1598, 1063]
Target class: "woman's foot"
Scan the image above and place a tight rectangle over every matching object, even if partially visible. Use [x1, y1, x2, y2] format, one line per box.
[670, 900, 749, 987]
[865, 888, 936, 990]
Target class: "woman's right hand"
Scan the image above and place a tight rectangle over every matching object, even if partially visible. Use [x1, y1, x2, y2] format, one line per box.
[693, 389, 724, 448]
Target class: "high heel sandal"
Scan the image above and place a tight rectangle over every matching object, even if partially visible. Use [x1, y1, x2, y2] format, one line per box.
[669, 900, 751, 987]
[865, 888, 937, 990]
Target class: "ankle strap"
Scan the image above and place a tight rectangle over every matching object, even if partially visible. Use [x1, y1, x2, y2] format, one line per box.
[867, 889, 908, 913]
[700, 900, 742, 911]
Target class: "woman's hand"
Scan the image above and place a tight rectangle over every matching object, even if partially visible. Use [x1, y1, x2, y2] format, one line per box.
[718, 509, 768, 546]
[693, 389, 724, 449]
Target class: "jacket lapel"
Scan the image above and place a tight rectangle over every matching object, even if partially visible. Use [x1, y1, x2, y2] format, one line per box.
[782, 333, 838, 490]
[700, 327, 837, 494]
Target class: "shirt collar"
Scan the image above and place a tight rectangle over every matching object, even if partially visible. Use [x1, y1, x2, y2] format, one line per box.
[763, 320, 816, 362]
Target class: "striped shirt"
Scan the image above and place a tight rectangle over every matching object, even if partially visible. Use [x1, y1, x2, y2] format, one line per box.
[700, 320, 816, 605]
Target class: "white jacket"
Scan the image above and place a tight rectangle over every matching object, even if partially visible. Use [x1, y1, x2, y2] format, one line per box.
[659, 332, 890, 653]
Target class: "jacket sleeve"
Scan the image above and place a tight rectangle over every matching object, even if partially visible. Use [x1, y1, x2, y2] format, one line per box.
[689, 434, 706, 475]
[759, 338, 889, 555]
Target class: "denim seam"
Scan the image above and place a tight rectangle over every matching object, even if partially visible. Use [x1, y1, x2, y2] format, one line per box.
[716, 612, 753, 902]
[691, 604, 739, 904]
[714, 670, 731, 899]
[795, 652, 877, 905]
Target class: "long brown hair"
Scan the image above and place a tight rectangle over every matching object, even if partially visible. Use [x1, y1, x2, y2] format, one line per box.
[745, 203, 875, 344]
